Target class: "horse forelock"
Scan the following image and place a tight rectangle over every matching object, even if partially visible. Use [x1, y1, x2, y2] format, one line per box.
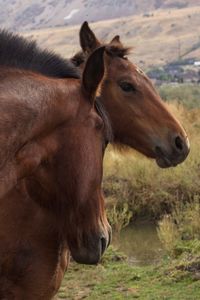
[71, 44, 132, 68]
[105, 45, 132, 59]
[71, 51, 86, 67]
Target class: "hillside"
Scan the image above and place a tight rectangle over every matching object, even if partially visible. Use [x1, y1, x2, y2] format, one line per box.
[22, 6, 200, 69]
[1, 0, 200, 32]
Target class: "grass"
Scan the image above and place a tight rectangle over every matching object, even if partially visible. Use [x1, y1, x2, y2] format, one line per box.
[157, 197, 200, 256]
[157, 214, 179, 254]
[57, 247, 200, 300]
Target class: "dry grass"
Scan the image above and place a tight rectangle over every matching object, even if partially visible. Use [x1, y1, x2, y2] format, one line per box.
[157, 214, 179, 253]
[157, 197, 200, 256]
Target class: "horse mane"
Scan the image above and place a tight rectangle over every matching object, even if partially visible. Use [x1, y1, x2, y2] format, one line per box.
[0, 30, 80, 79]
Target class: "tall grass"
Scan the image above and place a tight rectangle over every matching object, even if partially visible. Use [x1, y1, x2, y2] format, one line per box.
[106, 201, 132, 233]
[157, 197, 200, 256]
[157, 214, 179, 254]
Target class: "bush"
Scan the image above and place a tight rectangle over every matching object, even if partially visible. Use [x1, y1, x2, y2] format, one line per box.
[157, 197, 200, 256]
[106, 200, 132, 233]
[157, 214, 179, 254]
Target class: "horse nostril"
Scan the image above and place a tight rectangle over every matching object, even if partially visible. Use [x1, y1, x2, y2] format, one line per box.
[174, 136, 183, 152]
[101, 237, 107, 255]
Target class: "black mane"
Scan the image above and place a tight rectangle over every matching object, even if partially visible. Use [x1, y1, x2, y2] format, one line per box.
[0, 30, 79, 79]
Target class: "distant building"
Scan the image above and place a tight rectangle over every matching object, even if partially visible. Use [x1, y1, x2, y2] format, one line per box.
[194, 61, 200, 67]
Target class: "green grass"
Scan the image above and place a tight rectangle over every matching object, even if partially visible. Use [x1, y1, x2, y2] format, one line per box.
[57, 247, 200, 300]
[159, 84, 200, 109]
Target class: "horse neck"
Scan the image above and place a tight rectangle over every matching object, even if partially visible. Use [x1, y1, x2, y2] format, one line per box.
[0, 69, 79, 155]
[0, 69, 80, 199]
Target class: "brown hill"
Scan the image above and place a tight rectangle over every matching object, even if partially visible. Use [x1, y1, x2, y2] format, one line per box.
[22, 6, 200, 69]
[1, 0, 200, 31]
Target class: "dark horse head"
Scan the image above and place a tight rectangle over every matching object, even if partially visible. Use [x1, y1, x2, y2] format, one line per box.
[0, 31, 112, 265]
[71, 22, 190, 168]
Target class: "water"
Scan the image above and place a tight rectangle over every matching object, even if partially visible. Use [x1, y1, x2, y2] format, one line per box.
[113, 222, 164, 266]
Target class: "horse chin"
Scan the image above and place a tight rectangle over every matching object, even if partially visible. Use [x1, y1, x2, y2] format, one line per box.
[70, 238, 104, 265]
[155, 146, 189, 168]
[71, 248, 102, 265]
[155, 156, 176, 168]
[70, 232, 111, 265]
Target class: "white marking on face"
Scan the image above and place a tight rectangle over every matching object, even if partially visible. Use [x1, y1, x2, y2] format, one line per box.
[136, 67, 145, 76]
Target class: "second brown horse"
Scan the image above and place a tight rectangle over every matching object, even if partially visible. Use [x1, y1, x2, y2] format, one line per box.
[72, 21, 190, 167]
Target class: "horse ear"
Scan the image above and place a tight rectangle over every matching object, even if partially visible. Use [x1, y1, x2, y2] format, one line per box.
[82, 46, 105, 101]
[80, 21, 101, 53]
[110, 35, 123, 46]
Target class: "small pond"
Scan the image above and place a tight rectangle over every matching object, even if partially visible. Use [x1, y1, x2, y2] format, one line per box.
[113, 222, 165, 266]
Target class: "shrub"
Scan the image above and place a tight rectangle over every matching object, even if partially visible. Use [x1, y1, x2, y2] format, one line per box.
[157, 214, 179, 254]
[106, 200, 132, 233]
[157, 197, 200, 256]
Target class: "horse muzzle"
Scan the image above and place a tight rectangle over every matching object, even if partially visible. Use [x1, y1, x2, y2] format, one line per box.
[70, 227, 112, 265]
[155, 134, 190, 168]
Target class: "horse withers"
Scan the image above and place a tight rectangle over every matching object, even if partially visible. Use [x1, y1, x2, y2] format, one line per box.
[0, 31, 111, 299]
[72, 22, 190, 167]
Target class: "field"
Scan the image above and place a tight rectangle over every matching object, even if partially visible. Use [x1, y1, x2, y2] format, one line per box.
[57, 247, 200, 300]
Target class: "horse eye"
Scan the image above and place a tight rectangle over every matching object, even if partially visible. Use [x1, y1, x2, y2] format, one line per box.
[119, 82, 135, 92]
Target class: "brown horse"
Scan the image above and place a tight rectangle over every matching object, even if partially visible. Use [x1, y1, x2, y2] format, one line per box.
[71, 22, 190, 167]
[0, 31, 111, 299]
